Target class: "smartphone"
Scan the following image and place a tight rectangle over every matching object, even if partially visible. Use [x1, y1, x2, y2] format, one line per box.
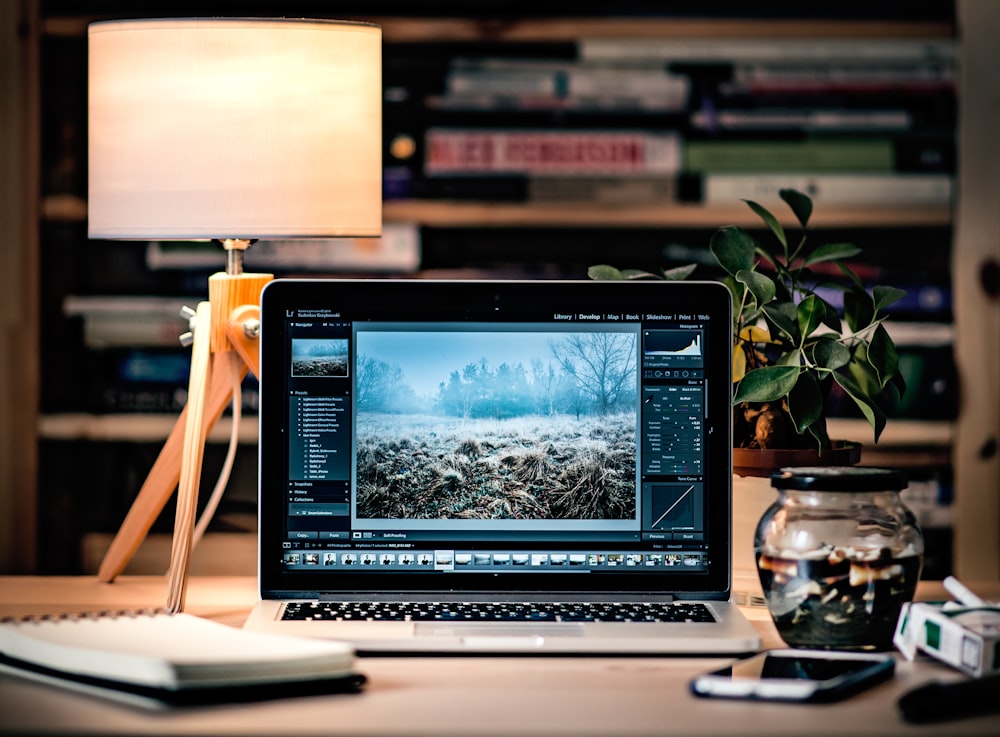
[690, 649, 895, 703]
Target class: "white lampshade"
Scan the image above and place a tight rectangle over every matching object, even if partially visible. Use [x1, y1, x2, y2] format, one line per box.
[88, 18, 382, 240]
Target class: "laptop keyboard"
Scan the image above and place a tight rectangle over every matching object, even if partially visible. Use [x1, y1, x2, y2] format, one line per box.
[282, 601, 716, 623]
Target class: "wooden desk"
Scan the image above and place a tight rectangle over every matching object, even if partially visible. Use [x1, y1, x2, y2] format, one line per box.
[1, 576, 997, 736]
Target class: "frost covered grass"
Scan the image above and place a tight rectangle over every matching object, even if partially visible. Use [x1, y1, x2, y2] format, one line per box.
[356, 412, 636, 520]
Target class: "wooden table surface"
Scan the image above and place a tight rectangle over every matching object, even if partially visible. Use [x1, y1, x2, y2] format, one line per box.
[0, 575, 997, 737]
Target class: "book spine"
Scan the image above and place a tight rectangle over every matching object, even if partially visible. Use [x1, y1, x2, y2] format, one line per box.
[446, 67, 559, 95]
[145, 224, 421, 272]
[424, 128, 681, 176]
[428, 91, 687, 114]
[683, 138, 896, 173]
[690, 108, 914, 133]
[728, 61, 955, 94]
[445, 58, 689, 97]
[527, 175, 678, 204]
[578, 38, 957, 64]
[701, 173, 953, 205]
[64, 296, 190, 348]
[94, 384, 260, 414]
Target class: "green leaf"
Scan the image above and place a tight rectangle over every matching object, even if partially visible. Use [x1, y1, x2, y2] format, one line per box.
[587, 265, 625, 281]
[843, 288, 875, 333]
[733, 365, 800, 404]
[735, 269, 776, 308]
[847, 345, 882, 396]
[787, 371, 823, 434]
[805, 415, 831, 451]
[588, 265, 668, 281]
[866, 323, 899, 388]
[744, 199, 787, 253]
[834, 260, 865, 289]
[620, 269, 663, 280]
[802, 242, 862, 267]
[889, 367, 908, 400]
[834, 371, 888, 443]
[762, 301, 800, 343]
[719, 273, 746, 309]
[873, 285, 906, 312]
[796, 294, 825, 341]
[710, 226, 757, 276]
[780, 188, 813, 229]
[819, 296, 843, 333]
[776, 349, 801, 367]
[661, 263, 699, 281]
[811, 337, 850, 371]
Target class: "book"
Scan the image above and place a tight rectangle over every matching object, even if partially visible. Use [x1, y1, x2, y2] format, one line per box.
[700, 173, 953, 206]
[428, 91, 685, 114]
[726, 60, 955, 94]
[0, 609, 362, 705]
[578, 38, 957, 64]
[683, 138, 897, 173]
[690, 108, 914, 133]
[144, 223, 421, 273]
[446, 57, 690, 97]
[528, 175, 678, 204]
[424, 128, 681, 176]
[63, 295, 193, 348]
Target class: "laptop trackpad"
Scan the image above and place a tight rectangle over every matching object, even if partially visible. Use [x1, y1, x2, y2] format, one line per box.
[415, 622, 586, 638]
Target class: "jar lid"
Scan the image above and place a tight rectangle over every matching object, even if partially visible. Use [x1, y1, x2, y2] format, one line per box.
[770, 466, 908, 491]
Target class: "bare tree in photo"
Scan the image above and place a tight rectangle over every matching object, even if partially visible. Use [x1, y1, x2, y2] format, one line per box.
[356, 355, 413, 412]
[550, 333, 637, 416]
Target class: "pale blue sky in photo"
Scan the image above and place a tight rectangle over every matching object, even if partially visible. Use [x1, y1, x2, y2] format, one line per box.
[357, 330, 566, 397]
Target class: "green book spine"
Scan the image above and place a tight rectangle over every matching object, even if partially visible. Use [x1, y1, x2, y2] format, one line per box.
[684, 138, 895, 173]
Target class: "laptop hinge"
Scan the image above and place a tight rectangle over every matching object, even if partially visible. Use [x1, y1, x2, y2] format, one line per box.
[315, 591, 676, 603]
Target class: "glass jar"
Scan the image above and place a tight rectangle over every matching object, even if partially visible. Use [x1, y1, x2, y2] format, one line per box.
[755, 467, 924, 651]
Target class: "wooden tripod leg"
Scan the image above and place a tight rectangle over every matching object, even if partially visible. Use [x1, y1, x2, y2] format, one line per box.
[165, 302, 212, 613]
[96, 341, 250, 584]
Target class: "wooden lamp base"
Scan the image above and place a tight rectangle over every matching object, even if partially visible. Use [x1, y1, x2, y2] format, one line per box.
[97, 270, 272, 613]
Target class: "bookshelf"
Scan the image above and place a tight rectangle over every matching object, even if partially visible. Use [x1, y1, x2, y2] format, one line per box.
[8, 2, 994, 578]
[43, 194, 952, 230]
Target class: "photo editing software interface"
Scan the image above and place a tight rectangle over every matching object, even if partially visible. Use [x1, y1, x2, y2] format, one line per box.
[278, 306, 715, 578]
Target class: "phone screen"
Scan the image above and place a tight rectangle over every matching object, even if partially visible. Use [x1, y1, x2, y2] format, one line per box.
[691, 649, 895, 702]
[728, 653, 886, 681]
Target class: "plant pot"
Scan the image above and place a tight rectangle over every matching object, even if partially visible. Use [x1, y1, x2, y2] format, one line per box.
[733, 441, 863, 478]
[730, 442, 863, 606]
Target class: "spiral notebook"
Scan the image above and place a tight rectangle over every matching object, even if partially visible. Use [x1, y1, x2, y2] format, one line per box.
[244, 278, 760, 654]
[0, 609, 364, 706]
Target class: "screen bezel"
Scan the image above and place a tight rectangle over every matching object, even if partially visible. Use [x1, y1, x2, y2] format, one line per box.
[257, 278, 733, 598]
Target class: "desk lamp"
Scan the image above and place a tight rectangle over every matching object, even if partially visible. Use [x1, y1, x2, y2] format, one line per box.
[88, 18, 382, 611]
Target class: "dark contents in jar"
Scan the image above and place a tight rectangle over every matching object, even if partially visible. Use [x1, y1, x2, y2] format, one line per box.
[757, 546, 922, 650]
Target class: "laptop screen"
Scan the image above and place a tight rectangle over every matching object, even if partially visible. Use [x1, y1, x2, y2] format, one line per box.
[259, 279, 733, 597]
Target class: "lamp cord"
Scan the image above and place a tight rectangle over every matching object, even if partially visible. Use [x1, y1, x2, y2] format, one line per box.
[191, 352, 243, 548]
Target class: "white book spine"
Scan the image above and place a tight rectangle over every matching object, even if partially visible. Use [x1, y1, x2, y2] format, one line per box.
[425, 129, 681, 176]
[702, 174, 953, 205]
[579, 38, 956, 63]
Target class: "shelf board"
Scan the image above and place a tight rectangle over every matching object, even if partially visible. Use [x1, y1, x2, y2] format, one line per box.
[42, 16, 954, 41]
[38, 413, 258, 444]
[375, 17, 955, 43]
[47, 194, 951, 230]
[383, 200, 953, 229]
[827, 417, 955, 451]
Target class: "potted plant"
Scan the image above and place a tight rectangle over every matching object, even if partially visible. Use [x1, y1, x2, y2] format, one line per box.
[590, 188, 907, 601]
[590, 187, 906, 470]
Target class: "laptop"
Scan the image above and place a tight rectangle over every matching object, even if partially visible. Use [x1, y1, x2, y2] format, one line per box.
[243, 278, 760, 655]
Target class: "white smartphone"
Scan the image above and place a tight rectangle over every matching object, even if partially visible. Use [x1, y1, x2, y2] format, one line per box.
[690, 649, 895, 703]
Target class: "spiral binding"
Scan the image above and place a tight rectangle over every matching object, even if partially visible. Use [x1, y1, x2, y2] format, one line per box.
[1, 607, 168, 624]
